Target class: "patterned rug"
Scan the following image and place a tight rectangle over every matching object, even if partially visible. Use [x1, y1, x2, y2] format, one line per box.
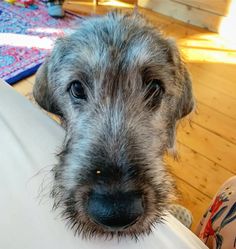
[0, 0, 83, 84]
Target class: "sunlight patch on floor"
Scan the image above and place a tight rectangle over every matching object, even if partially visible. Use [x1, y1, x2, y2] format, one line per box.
[0, 33, 54, 49]
[98, 0, 133, 8]
[179, 33, 236, 64]
[27, 27, 64, 35]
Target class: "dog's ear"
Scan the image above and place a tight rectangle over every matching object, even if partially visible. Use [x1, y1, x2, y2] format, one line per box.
[177, 66, 195, 120]
[166, 67, 194, 150]
[33, 58, 61, 116]
[166, 38, 194, 120]
[165, 38, 194, 150]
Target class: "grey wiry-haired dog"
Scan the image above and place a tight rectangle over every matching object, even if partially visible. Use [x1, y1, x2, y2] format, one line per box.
[33, 11, 194, 238]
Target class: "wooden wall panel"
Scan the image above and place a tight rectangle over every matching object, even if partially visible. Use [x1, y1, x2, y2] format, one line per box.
[174, 0, 231, 16]
[138, 0, 232, 32]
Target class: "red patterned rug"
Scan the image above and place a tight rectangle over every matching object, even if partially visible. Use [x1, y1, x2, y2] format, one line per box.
[0, 0, 83, 84]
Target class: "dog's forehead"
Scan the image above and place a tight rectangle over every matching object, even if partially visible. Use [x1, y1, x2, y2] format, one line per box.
[67, 14, 170, 71]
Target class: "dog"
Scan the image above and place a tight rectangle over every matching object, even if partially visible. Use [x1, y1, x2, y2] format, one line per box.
[33, 11, 194, 239]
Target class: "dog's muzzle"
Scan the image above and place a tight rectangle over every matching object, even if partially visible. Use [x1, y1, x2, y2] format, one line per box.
[87, 190, 144, 230]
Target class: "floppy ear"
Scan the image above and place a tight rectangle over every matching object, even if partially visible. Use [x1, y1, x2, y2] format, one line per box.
[165, 39, 195, 150]
[33, 58, 62, 116]
[166, 38, 194, 120]
[177, 66, 195, 120]
[167, 66, 195, 150]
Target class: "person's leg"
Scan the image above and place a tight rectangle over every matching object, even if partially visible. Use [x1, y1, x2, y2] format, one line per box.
[195, 176, 236, 249]
[46, 0, 65, 18]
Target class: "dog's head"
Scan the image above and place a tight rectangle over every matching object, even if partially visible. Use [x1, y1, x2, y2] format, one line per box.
[34, 12, 194, 238]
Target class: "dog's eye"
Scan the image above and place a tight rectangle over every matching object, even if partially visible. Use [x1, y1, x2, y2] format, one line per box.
[70, 80, 86, 100]
[145, 79, 163, 100]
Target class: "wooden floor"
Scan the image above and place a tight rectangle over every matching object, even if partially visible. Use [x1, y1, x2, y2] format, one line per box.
[13, 3, 236, 231]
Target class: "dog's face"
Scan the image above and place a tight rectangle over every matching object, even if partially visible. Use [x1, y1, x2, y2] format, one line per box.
[33, 12, 194, 238]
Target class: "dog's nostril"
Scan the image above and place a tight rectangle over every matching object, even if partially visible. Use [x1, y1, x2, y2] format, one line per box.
[87, 191, 143, 229]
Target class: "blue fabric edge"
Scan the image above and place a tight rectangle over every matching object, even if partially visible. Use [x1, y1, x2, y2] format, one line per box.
[6, 63, 42, 85]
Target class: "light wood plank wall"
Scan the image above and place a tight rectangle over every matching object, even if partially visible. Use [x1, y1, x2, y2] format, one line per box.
[138, 0, 233, 32]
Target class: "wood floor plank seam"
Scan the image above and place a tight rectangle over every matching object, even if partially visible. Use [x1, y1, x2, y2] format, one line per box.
[172, 174, 212, 200]
[190, 120, 236, 145]
[169, 141, 234, 177]
[177, 140, 236, 175]
[194, 82, 236, 101]
[195, 100, 236, 120]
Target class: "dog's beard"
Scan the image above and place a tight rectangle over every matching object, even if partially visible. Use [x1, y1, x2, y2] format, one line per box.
[50, 162, 175, 239]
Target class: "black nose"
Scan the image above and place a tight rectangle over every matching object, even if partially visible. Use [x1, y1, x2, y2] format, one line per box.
[87, 191, 143, 229]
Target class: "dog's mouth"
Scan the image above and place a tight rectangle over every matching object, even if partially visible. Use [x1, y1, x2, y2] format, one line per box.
[89, 215, 140, 232]
[81, 209, 152, 239]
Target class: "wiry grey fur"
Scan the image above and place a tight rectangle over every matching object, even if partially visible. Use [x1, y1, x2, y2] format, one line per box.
[33, 11, 194, 239]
